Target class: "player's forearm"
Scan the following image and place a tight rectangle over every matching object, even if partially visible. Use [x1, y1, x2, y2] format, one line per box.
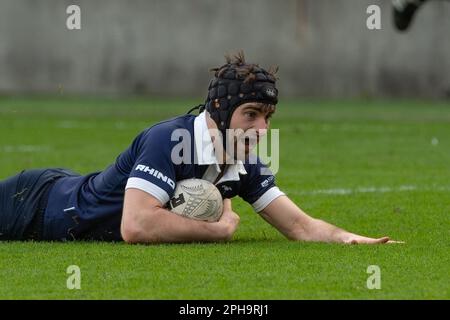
[291, 218, 349, 243]
[260, 196, 353, 243]
[122, 207, 228, 244]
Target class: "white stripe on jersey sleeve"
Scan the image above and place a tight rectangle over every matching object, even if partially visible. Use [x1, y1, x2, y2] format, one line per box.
[125, 177, 170, 205]
[251, 187, 286, 213]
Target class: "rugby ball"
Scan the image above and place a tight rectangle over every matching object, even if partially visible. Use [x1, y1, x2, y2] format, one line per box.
[167, 179, 223, 222]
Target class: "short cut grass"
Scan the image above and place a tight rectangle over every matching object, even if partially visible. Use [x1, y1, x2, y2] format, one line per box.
[0, 96, 448, 299]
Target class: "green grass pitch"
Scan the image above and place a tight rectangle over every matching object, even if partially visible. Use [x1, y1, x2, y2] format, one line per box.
[0, 96, 449, 299]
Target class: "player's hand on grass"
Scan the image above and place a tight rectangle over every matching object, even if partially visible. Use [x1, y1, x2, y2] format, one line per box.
[217, 198, 240, 240]
[343, 234, 405, 245]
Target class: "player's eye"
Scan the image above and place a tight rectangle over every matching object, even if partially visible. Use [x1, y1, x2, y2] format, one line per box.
[245, 111, 257, 119]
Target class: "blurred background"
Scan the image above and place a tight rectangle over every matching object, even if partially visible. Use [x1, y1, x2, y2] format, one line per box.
[0, 0, 449, 99]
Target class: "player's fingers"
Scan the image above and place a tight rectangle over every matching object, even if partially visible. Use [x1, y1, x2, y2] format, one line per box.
[387, 240, 406, 244]
[355, 236, 389, 244]
[222, 198, 232, 211]
[376, 236, 390, 244]
[360, 236, 389, 244]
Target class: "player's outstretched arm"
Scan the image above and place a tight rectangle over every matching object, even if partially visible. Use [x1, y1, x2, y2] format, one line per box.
[259, 195, 404, 244]
[121, 189, 239, 244]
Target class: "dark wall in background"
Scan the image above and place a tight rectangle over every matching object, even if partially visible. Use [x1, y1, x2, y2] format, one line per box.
[0, 0, 449, 98]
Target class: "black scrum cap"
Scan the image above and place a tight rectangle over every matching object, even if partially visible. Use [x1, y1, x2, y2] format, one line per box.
[204, 52, 278, 132]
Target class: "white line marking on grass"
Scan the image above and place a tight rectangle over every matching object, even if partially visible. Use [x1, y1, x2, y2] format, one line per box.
[57, 121, 80, 129]
[57, 121, 128, 130]
[287, 124, 412, 134]
[1, 145, 51, 153]
[114, 122, 127, 129]
[289, 185, 450, 196]
[57, 121, 96, 129]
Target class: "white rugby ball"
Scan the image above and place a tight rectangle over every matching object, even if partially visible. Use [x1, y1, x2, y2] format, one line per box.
[167, 178, 223, 222]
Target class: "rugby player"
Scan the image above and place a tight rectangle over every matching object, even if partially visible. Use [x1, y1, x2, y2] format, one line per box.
[0, 52, 402, 244]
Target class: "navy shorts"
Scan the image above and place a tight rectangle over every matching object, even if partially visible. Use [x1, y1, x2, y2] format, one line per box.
[0, 168, 78, 240]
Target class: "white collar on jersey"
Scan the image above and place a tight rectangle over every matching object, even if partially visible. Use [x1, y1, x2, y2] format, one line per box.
[193, 111, 247, 182]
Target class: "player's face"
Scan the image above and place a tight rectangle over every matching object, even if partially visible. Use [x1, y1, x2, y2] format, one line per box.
[228, 102, 275, 159]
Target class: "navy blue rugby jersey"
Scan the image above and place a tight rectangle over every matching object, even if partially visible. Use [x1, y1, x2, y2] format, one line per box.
[43, 112, 285, 241]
